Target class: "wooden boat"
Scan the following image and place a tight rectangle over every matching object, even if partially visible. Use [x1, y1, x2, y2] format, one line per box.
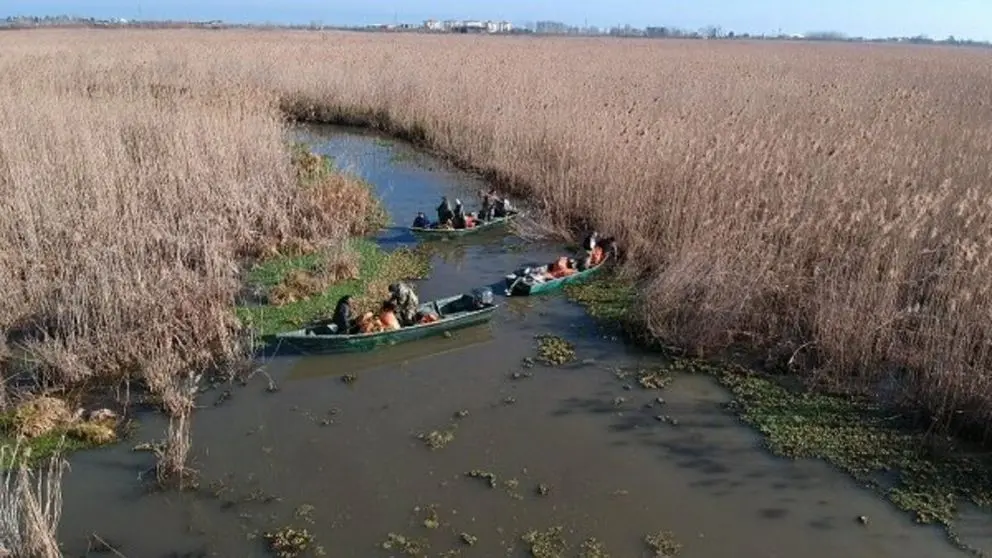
[409, 211, 522, 236]
[271, 293, 499, 354]
[504, 255, 610, 297]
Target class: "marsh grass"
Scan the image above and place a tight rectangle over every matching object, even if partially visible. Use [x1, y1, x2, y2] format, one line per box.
[0, 32, 383, 417]
[0, 442, 67, 558]
[8, 30, 992, 440]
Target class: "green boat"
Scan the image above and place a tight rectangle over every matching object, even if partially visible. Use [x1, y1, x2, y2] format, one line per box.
[409, 211, 522, 236]
[271, 292, 499, 354]
[504, 255, 610, 297]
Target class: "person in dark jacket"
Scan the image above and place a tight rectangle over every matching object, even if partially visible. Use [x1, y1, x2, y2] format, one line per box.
[437, 196, 454, 227]
[479, 190, 497, 221]
[452, 199, 467, 229]
[412, 212, 430, 229]
[332, 295, 356, 334]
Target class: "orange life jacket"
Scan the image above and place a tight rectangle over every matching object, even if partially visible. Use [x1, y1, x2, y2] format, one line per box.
[357, 312, 380, 333]
[380, 310, 401, 331]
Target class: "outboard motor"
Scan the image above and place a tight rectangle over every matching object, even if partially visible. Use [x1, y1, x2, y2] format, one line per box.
[471, 286, 495, 307]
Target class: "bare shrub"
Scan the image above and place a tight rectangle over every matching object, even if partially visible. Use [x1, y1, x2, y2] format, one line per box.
[0, 442, 68, 558]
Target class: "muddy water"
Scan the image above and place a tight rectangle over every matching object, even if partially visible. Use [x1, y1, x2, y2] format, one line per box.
[56, 126, 966, 558]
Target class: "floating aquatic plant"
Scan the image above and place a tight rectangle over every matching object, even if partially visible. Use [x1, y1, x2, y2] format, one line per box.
[535, 334, 575, 366]
[263, 526, 314, 558]
[579, 537, 610, 558]
[645, 530, 682, 557]
[381, 532, 429, 556]
[521, 526, 567, 558]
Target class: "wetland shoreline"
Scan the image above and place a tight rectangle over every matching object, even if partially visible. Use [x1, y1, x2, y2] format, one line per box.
[4, 125, 981, 558]
[3, 119, 991, 558]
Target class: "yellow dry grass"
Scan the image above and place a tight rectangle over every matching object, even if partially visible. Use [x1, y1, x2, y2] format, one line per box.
[1, 29, 991, 436]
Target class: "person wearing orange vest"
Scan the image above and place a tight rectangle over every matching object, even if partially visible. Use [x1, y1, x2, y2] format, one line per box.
[378, 300, 402, 331]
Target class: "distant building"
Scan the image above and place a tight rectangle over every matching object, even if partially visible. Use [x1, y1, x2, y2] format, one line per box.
[424, 19, 443, 31]
[486, 20, 512, 33]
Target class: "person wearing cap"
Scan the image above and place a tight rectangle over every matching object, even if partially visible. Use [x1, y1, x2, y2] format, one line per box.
[387, 282, 420, 326]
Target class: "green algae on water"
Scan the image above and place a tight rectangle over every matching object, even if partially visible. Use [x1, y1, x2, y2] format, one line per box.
[718, 369, 992, 529]
[381, 532, 430, 556]
[579, 537, 610, 558]
[416, 504, 441, 529]
[535, 334, 575, 366]
[645, 530, 682, 557]
[521, 526, 567, 558]
[459, 532, 478, 546]
[418, 425, 456, 450]
[263, 526, 314, 558]
[466, 469, 498, 488]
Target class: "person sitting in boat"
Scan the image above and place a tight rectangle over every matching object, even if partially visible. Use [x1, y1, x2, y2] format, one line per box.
[452, 199, 468, 229]
[388, 282, 420, 326]
[437, 196, 454, 227]
[494, 197, 515, 218]
[493, 197, 507, 218]
[463, 211, 479, 229]
[412, 212, 430, 229]
[479, 189, 498, 221]
[356, 312, 383, 334]
[379, 300, 402, 331]
[580, 231, 599, 270]
[416, 311, 440, 324]
[600, 236, 619, 261]
[545, 256, 578, 280]
[332, 295, 357, 334]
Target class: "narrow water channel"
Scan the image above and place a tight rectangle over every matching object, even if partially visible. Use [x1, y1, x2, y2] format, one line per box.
[56, 126, 965, 557]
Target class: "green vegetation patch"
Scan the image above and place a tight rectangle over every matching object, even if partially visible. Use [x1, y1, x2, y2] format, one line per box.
[535, 334, 576, 366]
[567, 268, 992, 538]
[521, 526, 568, 558]
[0, 403, 121, 469]
[563, 276, 636, 324]
[381, 532, 430, 556]
[565, 275, 675, 350]
[645, 531, 682, 557]
[263, 526, 315, 558]
[237, 238, 430, 336]
[718, 369, 992, 528]
[578, 537, 610, 558]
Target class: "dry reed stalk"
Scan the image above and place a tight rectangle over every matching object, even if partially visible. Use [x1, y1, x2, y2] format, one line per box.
[153, 373, 199, 489]
[0, 442, 68, 558]
[2, 29, 992, 437]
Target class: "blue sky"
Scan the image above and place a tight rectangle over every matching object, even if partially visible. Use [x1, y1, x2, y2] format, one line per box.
[8, 0, 992, 41]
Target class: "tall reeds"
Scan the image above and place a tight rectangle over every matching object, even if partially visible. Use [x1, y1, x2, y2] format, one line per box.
[0, 443, 67, 558]
[2, 29, 992, 439]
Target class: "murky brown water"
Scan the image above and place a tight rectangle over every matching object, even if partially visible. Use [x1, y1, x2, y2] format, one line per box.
[57, 126, 969, 557]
